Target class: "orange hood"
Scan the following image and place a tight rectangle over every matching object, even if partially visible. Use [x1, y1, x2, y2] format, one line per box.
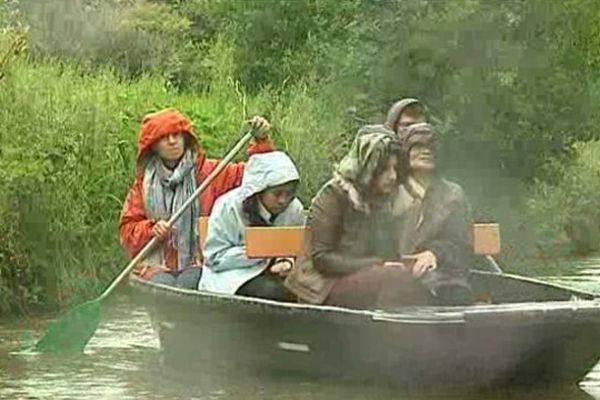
[136, 108, 203, 171]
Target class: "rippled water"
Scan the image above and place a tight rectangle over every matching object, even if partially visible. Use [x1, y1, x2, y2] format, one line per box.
[1, 261, 600, 400]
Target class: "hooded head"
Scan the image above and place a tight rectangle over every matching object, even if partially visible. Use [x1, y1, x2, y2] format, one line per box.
[384, 98, 425, 133]
[399, 122, 437, 175]
[239, 151, 300, 217]
[336, 132, 401, 195]
[356, 123, 395, 137]
[136, 108, 202, 173]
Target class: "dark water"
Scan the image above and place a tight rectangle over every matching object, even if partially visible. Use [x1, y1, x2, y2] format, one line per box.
[2, 260, 600, 400]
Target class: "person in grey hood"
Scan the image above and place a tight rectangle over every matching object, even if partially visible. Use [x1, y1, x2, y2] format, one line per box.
[285, 132, 430, 309]
[357, 98, 426, 138]
[198, 151, 305, 300]
[384, 98, 426, 132]
[394, 122, 473, 305]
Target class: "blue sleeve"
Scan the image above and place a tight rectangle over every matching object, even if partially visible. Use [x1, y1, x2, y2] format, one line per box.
[202, 198, 264, 272]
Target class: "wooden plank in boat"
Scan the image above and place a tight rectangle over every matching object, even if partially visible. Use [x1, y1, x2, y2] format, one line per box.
[199, 217, 209, 247]
[246, 226, 309, 258]
[245, 223, 500, 258]
[200, 215, 500, 258]
[472, 223, 500, 256]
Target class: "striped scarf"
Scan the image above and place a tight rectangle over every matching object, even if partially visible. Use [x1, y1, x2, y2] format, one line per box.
[143, 149, 199, 270]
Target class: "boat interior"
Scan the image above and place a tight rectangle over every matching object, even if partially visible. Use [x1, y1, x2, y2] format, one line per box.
[196, 218, 596, 306]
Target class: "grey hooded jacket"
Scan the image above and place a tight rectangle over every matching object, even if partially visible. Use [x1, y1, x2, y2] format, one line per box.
[198, 151, 305, 294]
[357, 98, 423, 137]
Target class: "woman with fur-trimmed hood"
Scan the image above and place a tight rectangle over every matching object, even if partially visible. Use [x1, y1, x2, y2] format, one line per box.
[286, 124, 473, 309]
[285, 131, 428, 309]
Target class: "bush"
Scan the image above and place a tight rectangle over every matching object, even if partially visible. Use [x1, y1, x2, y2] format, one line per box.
[14, 0, 600, 183]
[4, 0, 600, 314]
[0, 37, 354, 314]
[17, 0, 208, 90]
[527, 141, 600, 259]
[0, 60, 143, 313]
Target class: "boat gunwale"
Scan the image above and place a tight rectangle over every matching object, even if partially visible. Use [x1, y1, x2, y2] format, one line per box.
[473, 270, 597, 298]
[129, 272, 600, 325]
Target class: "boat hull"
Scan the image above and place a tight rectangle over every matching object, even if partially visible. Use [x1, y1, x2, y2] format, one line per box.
[129, 274, 600, 389]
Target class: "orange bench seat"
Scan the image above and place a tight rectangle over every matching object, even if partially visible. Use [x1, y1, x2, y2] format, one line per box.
[198, 217, 500, 259]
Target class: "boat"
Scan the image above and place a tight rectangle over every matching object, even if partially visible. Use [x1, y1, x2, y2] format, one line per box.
[128, 223, 600, 390]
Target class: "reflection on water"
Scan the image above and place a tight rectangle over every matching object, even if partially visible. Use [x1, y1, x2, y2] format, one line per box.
[1, 262, 600, 400]
[535, 256, 600, 297]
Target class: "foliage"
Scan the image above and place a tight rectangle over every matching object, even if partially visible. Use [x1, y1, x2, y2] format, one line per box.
[0, 60, 140, 313]
[0, 45, 349, 314]
[3, 0, 600, 313]
[527, 141, 600, 258]
[162, 0, 600, 182]
[15, 0, 600, 180]
[16, 0, 207, 90]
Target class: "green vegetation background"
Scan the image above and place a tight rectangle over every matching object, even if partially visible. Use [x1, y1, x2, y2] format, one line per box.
[1, 0, 600, 315]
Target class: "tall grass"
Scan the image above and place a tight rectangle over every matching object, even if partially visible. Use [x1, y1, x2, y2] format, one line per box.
[3, 52, 594, 315]
[0, 60, 147, 313]
[2, 0, 599, 314]
[526, 141, 600, 262]
[0, 42, 352, 314]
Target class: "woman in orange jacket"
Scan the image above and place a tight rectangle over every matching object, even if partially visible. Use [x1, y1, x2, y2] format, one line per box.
[119, 108, 273, 287]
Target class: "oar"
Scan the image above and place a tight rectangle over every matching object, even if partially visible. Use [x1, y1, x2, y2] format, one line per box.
[33, 129, 257, 354]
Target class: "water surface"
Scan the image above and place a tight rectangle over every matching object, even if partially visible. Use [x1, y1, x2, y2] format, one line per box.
[1, 261, 600, 400]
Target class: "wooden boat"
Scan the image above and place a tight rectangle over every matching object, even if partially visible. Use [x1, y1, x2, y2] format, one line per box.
[129, 223, 600, 390]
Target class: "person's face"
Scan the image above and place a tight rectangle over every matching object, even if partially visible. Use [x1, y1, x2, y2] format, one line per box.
[259, 181, 297, 215]
[154, 133, 185, 161]
[396, 105, 425, 130]
[372, 154, 398, 195]
[409, 143, 435, 174]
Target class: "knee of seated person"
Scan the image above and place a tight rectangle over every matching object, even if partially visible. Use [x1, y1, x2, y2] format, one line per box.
[435, 285, 473, 306]
[176, 268, 202, 290]
[150, 272, 178, 286]
[260, 279, 290, 301]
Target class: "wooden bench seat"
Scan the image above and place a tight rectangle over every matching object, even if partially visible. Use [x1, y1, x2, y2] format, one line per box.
[198, 217, 501, 259]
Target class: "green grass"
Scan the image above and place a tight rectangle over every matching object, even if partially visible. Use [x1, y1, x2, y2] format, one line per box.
[2, 54, 596, 315]
[0, 52, 351, 315]
[2, 5, 599, 314]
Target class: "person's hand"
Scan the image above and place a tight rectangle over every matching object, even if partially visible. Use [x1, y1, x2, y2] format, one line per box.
[248, 115, 271, 139]
[410, 251, 437, 278]
[270, 258, 293, 277]
[152, 220, 171, 241]
[136, 263, 171, 280]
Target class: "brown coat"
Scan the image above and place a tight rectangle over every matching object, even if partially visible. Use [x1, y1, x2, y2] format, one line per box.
[401, 178, 473, 293]
[285, 178, 403, 303]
